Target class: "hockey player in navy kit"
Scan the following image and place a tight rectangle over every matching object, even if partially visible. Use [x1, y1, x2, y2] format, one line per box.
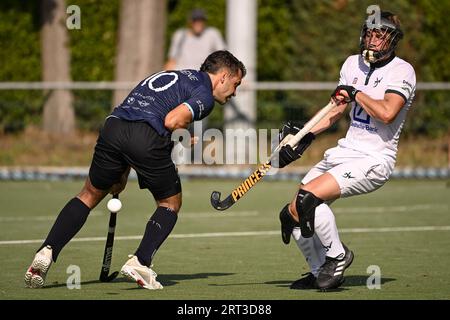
[25, 50, 246, 290]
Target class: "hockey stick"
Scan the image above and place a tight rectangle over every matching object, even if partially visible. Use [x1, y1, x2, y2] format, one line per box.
[210, 99, 338, 211]
[99, 194, 120, 282]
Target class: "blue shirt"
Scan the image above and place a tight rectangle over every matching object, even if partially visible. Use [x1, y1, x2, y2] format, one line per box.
[111, 70, 215, 136]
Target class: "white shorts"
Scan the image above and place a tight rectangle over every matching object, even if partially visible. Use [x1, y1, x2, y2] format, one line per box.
[301, 146, 392, 198]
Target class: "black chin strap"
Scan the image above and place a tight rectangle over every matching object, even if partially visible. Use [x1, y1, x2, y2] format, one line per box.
[370, 52, 396, 68]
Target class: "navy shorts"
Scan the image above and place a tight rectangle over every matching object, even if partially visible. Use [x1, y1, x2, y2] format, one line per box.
[89, 117, 181, 200]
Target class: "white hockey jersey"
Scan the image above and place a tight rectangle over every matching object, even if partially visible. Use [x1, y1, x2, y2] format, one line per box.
[337, 54, 416, 168]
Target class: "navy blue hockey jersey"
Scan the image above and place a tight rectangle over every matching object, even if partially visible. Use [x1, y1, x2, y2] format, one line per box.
[111, 70, 215, 136]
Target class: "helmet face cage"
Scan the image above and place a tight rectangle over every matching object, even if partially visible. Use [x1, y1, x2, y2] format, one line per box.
[359, 16, 403, 63]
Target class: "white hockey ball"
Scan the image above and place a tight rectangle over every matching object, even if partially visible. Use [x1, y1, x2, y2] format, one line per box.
[107, 198, 122, 213]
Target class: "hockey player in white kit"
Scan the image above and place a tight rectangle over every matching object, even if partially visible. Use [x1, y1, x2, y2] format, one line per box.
[273, 10, 416, 291]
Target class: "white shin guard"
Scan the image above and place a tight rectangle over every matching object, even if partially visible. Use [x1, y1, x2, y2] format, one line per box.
[293, 229, 325, 277]
[314, 203, 345, 259]
[293, 203, 345, 275]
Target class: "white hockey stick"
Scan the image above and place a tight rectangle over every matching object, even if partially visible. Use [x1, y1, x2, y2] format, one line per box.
[211, 99, 339, 211]
[271, 99, 338, 155]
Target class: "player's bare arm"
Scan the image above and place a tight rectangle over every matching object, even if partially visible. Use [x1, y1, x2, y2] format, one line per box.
[310, 100, 348, 135]
[354, 91, 405, 124]
[336, 87, 405, 124]
[164, 103, 193, 131]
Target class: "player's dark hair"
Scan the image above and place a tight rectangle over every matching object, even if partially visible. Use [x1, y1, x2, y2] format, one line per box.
[200, 50, 246, 78]
[382, 11, 401, 29]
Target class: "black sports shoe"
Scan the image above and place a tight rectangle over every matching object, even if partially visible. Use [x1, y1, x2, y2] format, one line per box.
[290, 272, 318, 290]
[316, 243, 354, 291]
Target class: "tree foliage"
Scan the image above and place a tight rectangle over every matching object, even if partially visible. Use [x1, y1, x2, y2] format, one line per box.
[0, 0, 448, 135]
[256, 0, 450, 135]
[0, 0, 42, 132]
[69, 0, 120, 130]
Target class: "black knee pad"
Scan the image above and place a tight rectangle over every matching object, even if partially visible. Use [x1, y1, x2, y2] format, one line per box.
[279, 204, 299, 245]
[296, 190, 324, 238]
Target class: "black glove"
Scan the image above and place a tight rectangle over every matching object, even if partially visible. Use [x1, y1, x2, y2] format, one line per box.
[279, 121, 304, 143]
[272, 132, 315, 168]
[332, 85, 361, 103]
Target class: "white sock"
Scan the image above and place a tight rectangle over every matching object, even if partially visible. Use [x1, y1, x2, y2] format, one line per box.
[293, 229, 325, 277]
[314, 203, 345, 259]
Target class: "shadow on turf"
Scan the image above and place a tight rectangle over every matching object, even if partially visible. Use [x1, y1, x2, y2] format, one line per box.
[44, 272, 234, 290]
[122, 273, 235, 290]
[208, 275, 396, 290]
[121, 273, 235, 290]
[43, 274, 395, 291]
[266, 275, 396, 289]
[43, 277, 131, 289]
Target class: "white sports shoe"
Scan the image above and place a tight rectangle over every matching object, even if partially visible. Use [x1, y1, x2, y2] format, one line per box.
[120, 255, 163, 290]
[24, 245, 53, 288]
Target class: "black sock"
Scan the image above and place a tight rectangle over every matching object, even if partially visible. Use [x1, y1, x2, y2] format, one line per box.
[135, 206, 178, 267]
[38, 197, 90, 262]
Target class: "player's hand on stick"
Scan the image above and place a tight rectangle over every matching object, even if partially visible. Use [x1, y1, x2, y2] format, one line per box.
[279, 121, 304, 143]
[272, 132, 315, 168]
[332, 85, 361, 103]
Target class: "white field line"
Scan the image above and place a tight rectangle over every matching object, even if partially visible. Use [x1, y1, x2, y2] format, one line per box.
[182, 211, 258, 218]
[0, 211, 258, 222]
[1, 225, 450, 245]
[1, 203, 448, 223]
[0, 210, 106, 222]
[333, 204, 449, 214]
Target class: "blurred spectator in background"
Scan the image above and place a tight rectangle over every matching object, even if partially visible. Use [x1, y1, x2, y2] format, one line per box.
[165, 8, 227, 164]
[165, 8, 226, 71]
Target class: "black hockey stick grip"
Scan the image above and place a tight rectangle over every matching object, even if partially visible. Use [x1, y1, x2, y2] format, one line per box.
[99, 194, 118, 281]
